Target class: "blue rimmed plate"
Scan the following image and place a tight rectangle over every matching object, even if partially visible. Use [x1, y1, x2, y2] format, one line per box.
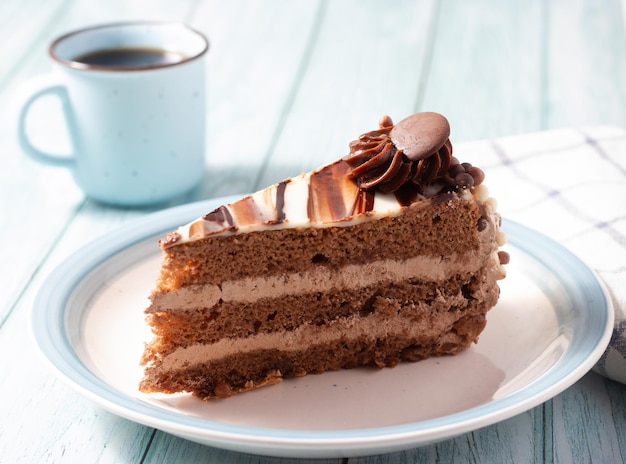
[30, 196, 614, 458]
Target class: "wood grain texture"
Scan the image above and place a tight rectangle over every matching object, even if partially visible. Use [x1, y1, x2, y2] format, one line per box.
[191, 0, 324, 199]
[553, 374, 625, 463]
[144, 431, 340, 464]
[0, 0, 625, 463]
[255, 0, 438, 188]
[420, 0, 545, 141]
[546, 0, 626, 129]
[0, 1, 199, 462]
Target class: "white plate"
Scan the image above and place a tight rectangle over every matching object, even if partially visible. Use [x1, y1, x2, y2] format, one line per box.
[31, 196, 614, 459]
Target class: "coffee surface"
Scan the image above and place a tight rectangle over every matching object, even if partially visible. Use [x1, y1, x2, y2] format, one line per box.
[73, 47, 185, 68]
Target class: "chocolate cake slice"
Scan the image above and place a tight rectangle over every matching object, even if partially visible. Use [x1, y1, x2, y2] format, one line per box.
[139, 112, 508, 399]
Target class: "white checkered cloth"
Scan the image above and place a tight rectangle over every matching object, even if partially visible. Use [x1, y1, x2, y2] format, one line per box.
[457, 127, 626, 384]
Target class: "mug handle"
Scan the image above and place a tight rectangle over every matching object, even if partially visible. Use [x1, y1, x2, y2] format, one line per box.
[17, 73, 76, 169]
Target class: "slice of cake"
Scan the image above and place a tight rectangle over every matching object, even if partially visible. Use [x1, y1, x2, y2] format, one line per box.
[139, 112, 508, 399]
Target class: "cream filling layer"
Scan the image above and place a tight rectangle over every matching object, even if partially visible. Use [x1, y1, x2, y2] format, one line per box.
[155, 302, 470, 371]
[150, 249, 494, 312]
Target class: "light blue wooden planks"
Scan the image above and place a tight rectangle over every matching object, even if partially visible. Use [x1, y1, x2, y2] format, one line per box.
[1, 0, 625, 463]
[189, 0, 325, 199]
[254, 0, 439, 188]
[546, 0, 626, 129]
[420, 0, 545, 141]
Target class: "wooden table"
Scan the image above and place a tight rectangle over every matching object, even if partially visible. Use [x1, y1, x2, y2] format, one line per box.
[2, 1, 625, 462]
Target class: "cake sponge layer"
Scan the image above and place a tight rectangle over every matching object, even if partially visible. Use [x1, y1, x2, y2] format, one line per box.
[140, 167, 506, 399]
[140, 266, 499, 399]
[153, 192, 489, 291]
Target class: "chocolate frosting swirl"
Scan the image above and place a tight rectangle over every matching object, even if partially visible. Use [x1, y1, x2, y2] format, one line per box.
[345, 112, 482, 194]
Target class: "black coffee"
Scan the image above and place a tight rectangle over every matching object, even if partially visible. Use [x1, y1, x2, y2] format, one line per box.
[73, 47, 186, 68]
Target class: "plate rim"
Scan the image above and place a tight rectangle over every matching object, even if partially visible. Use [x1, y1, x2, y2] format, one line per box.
[30, 196, 615, 458]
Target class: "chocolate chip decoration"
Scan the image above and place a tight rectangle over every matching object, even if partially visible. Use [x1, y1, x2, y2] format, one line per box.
[390, 112, 450, 161]
[445, 161, 485, 190]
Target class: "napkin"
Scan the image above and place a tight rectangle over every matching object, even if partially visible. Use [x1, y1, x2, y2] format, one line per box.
[458, 127, 626, 385]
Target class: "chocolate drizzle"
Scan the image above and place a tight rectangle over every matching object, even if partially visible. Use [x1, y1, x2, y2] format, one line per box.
[192, 205, 237, 237]
[274, 180, 290, 223]
[203, 205, 235, 225]
[352, 189, 375, 215]
[308, 160, 359, 222]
